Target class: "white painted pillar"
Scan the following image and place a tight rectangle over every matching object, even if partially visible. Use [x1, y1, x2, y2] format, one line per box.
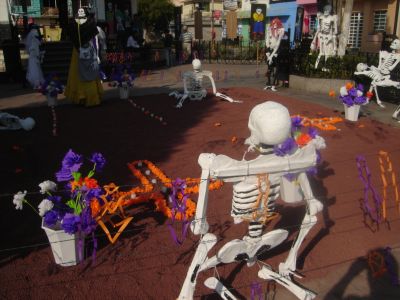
[0, 0, 10, 24]
[131, 0, 138, 15]
[96, 0, 105, 21]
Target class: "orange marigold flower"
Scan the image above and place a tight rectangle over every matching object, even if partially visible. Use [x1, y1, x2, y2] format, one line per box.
[90, 198, 101, 217]
[328, 90, 335, 97]
[70, 178, 83, 191]
[366, 91, 374, 98]
[296, 133, 312, 147]
[345, 82, 354, 90]
[84, 177, 99, 189]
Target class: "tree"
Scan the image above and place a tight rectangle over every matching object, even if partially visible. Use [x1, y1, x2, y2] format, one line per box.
[337, 0, 354, 56]
[138, 0, 175, 34]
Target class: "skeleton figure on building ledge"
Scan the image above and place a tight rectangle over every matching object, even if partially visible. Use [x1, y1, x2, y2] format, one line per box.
[354, 39, 400, 113]
[178, 101, 326, 300]
[169, 59, 241, 108]
[310, 5, 338, 70]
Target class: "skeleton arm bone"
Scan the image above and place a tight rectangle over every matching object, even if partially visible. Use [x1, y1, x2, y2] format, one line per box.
[203, 71, 217, 95]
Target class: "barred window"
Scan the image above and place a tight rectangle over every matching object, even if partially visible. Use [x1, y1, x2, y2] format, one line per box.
[348, 12, 363, 49]
[373, 10, 387, 32]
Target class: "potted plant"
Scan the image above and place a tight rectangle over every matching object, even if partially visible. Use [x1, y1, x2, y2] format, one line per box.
[12, 149, 106, 266]
[274, 116, 325, 203]
[339, 83, 371, 122]
[38, 74, 64, 107]
[109, 66, 135, 100]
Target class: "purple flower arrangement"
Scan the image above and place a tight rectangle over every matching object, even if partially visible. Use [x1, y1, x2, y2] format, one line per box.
[339, 83, 369, 107]
[273, 116, 324, 180]
[38, 74, 64, 97]
[109, 65, 135, 88]
[13, 149, 106, 236]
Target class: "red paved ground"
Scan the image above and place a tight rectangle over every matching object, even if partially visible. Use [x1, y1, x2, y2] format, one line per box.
[1, 88, 400, 299]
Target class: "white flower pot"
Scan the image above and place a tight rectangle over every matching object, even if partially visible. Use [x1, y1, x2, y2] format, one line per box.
[41, 220, 84, 267]
[46, 94, 57, 107]
[119, 86, 130, 99]
[280, 175, 303, 204]
[344, 104, 360, 122]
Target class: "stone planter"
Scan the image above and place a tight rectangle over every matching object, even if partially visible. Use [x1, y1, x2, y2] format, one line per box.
[344, 104, 360, 122]
[119, 85, 130, 99]
[41, 220, 84, 267]
[46, 94, 57, 107]
[280, 175, 303, 204]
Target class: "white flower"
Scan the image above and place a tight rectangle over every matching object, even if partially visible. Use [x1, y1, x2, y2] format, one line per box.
[38, 180, 57, 194]
[356, 90, 363, 97]
[311, 136, 327, 150]
[38, 199, 54, 217]
[340, 86, 348, 97]
[13, 191, 27, 210]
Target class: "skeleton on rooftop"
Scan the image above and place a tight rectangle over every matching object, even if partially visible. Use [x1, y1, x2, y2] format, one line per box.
[178, 101, 326, 300]
[169, 59, 241, 108]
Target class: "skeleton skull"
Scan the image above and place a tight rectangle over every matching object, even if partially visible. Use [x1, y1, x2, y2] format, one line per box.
[245, 101, 291, 148]
[390, 39, 400, 51]
[192, 59, 202, 72]
[77, 8, 86, 18]
[256, 8, 262, 14]
[356, 62, 368, 72]
[323, 5, 332, 16]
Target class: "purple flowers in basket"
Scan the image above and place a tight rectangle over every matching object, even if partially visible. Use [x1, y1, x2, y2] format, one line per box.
[38, 74, 64, 97]
[339, 83, 368, 107]
[109, 65, 135, 88]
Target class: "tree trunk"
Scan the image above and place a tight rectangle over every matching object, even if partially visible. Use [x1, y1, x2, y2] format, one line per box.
[337, 0, 354, 56]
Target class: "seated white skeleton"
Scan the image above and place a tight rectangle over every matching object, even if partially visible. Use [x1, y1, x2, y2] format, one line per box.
[178, 101, 325, 300]
[169, 59, 241, 108]
[354, 39, 400, 110]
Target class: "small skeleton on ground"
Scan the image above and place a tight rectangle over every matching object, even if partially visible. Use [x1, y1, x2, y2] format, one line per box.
[178, 101, 326, 300]
[169, 59, 241, 108]
[354, 39, 400, 115]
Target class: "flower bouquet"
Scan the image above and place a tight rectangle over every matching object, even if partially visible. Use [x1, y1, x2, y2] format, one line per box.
[274, 116, 325, 203]
[38, 74, 64, 107]
[109, 66, 135, 100]
[13, 149, 105, 266]
[339, 83, 370, 121]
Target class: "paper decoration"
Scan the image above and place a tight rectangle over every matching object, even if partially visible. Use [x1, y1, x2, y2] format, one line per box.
[378, 151, 399, 220]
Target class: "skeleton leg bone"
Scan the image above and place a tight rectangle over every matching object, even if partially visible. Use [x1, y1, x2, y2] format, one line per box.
[176, 94, 189, 108]
[372, 84, 386, 108]
[215, 92, 242, 103]
[178, 233, 218, 300]
[258, 266, 317, 300]
[204, 277, 238, 300]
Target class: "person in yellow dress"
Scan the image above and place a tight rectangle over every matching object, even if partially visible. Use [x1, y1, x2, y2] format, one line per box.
[65, 8, 103, 107]
[252, 7, 265, 39]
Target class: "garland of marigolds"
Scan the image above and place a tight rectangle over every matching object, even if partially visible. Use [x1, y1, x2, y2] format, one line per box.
[378, 151, 399, 220]
[117, 160, 223, 220]
[292, 115, 343, 131]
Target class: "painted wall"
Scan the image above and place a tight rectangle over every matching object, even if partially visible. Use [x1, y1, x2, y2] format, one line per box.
[13, 0, 41, 18]
[267, 0, 298, 44]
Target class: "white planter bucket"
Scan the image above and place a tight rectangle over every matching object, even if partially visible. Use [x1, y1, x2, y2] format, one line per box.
[42, 220, 84, 267]
[280, 175, 303, 204]
[119, 86, 130, 99]
[344, 104, 360, 122]
[46, 94, 57, 107]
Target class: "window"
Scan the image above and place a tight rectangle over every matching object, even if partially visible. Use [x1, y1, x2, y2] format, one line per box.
[309, 15, 317, 34]
[373, 10, 387, 32]
[348, 12, 363, 49]
[14, 0, 32, 6]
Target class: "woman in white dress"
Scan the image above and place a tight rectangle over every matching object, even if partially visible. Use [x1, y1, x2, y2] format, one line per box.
[25, 25, 44, 89]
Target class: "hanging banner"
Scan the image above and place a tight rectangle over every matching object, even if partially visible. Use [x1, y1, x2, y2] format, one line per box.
[226, 11, 238, 39]
[194, 10, 203, 40]
[250, 3, 267, 40]
[294, 7, 304, 41]
[213, 10, 222, 25]
[224, 0, 238, 11]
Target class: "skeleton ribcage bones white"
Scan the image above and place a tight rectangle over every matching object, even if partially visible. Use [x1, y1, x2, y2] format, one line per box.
[232, 174, 280, 237]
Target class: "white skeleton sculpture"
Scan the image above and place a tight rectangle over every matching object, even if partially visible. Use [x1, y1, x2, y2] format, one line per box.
[0, 112, 35, 131]
[178, 101, 325, 300]
[354, 39, 400, 114]
[310, 5, 338, 69]
[169, 59, 241, 108]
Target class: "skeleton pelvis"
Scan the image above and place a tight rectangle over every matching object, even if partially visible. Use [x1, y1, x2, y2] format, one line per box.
[214, 229, 288, 264]
[189, 90, 207, 100]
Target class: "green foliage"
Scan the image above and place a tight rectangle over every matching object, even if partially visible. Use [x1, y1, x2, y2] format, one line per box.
[138, 0, 174, 32]
[291, 51, 379, 79]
